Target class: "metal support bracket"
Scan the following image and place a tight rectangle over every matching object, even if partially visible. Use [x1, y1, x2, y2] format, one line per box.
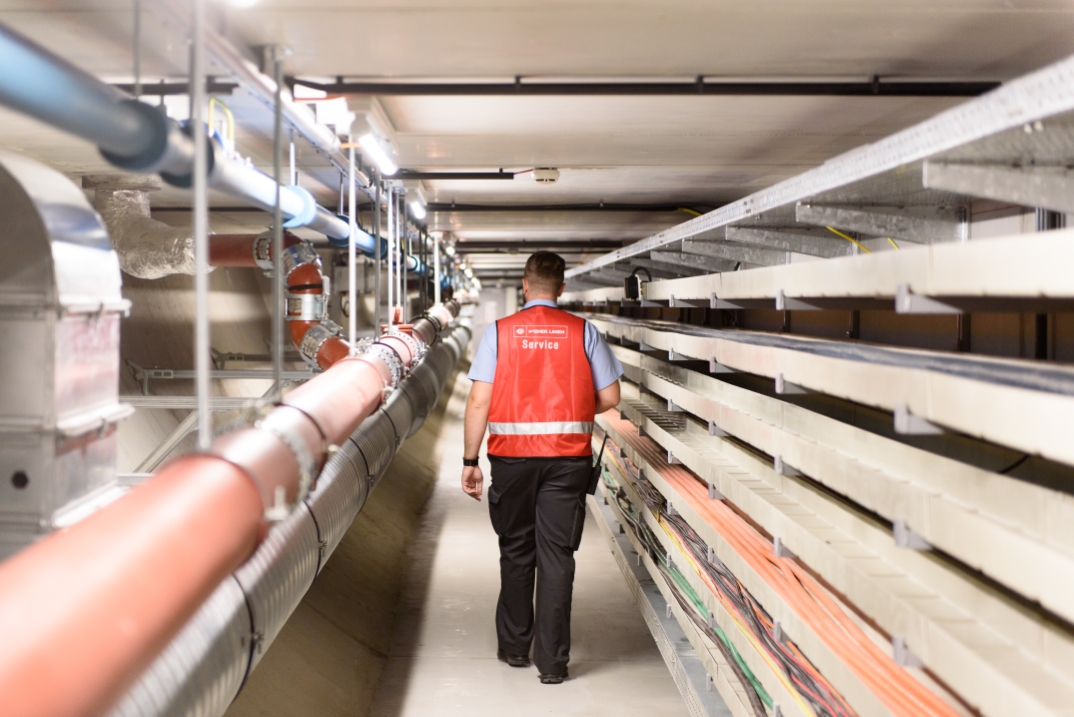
[776, 289, 822, 311]
[775, 373, 809, 395]
[669, 294, 707, 308]
[668, 348, 690, 361]
[894, 519, 932, 550]
[774, 455, 801, 477]
[895, 283, 961, 314]
[709, 357, 734, 374]
[708, 482, 725, 500]
[892, 636, 925, 668]
[894, 403, 944, 435]
[773, 536, 796, 559]
[668, 450, 682, 465]
[667, 399, 684, 413]
[708, 419, 727, 437]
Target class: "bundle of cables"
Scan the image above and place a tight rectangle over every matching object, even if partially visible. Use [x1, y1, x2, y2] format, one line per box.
[597, 410, 960, 717]
[602, 442, 842, 717]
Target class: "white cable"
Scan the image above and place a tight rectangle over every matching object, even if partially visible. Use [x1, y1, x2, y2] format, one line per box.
[433, 234, 441, 305]
[390, 184, 399, 330]
[348, 139, 357, 354]
[191, 0, 211, 449]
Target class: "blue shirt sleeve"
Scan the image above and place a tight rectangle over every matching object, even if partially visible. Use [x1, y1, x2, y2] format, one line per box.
[467, 322, 498, 383]
[584, 321, 625, 391]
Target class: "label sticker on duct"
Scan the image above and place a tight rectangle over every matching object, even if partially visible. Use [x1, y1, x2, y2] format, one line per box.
[515, 325, 567, 350]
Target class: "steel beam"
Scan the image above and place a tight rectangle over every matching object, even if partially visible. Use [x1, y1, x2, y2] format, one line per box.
[293, 77, 999, 97]
[622, 258, 708, 278]
[566, 53, 1074, 278]
[794, 203, 965, 244]
[724, 227, 852, 258]
[650, 250, 743, 273]
[923, 161, 1074, 214]
[680, 240, 790, 266]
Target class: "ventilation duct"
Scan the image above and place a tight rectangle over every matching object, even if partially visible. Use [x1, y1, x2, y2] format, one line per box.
[0, 152, 130, 559]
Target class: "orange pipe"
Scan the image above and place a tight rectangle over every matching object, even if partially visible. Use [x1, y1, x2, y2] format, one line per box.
[0, 218, 460, 716]
[0, 456, 262, 717]
[208, 232, 302, 267]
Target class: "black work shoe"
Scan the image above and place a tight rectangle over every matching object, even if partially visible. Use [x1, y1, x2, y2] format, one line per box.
[497, 649, 531, 668]
[539, 667, 568, 684]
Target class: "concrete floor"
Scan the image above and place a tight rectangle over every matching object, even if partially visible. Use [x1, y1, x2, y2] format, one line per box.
[369, 375, 688, 717]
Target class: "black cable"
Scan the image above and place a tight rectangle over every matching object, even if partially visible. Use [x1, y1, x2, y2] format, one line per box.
[999, 454, 1030, 474]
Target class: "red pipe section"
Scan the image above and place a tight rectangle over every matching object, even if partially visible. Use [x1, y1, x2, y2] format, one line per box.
[0, 230, 461, 717]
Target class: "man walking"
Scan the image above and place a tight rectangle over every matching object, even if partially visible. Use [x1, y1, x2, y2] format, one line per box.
[460, 251, 623, 684]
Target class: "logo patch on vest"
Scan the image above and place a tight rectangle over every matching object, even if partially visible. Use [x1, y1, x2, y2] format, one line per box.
[515, 325, 567, 349]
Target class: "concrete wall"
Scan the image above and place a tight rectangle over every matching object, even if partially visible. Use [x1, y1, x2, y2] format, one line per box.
[224, 364, 466, 717]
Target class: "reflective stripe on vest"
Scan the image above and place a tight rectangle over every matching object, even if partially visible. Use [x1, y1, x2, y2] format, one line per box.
[489, 421, 594, 435]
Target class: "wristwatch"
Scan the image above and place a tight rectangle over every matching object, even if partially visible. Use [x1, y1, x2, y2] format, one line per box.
[463, 457, 479, 467]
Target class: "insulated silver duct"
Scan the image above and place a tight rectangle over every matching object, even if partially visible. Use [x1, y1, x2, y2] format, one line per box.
[109, 323, 470, 717]
[0, 152, 131, 559]
[87, 177, 197, 279]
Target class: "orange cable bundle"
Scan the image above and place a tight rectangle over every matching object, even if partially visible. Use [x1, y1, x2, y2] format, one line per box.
[601, 409, 959, 717]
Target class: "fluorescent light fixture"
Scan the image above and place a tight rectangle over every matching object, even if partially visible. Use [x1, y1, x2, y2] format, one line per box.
[359, 134, 397, 176]
[228, 0, 262, 7]
[445, 245, 456, 257]
[408, 199, 426, 220]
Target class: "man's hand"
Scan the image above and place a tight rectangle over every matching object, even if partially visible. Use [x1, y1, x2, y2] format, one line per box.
[462, 465, 484, 501]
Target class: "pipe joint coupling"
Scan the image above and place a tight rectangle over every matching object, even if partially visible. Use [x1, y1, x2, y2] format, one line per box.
[298, 321, 342, 367]
[252, 232, 274, 272]
[281, 242, 321, 279]
[360, 343, 404, 392]
[286, 293, 328, 322]
[281, 185, 318, 229]
[383, 329, 426, 365]
[255, 417, 318, 522]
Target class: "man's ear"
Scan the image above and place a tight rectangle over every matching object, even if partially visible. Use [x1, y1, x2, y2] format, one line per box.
[522, 278, 530, 296]
[557, 282, 566, 298]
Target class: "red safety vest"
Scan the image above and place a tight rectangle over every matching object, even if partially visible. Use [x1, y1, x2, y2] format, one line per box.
[487, 305, 595, 457]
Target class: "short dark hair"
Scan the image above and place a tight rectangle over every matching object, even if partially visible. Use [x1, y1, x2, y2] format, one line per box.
[523, 251, 566, 292]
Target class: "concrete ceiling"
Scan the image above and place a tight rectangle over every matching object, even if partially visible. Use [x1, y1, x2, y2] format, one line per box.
[3, 1, 1074, 280]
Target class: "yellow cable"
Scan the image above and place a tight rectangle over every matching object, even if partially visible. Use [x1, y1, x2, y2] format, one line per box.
[679, 207, 702, 217]
[208, 97, 235, 142]
[886, 237, 900, 250]
[659, 518, 818, 717]
[825, 226, 872, 254]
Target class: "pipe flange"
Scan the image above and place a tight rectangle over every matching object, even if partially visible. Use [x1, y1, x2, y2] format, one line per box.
[255, 414, 318, 522]
[298, 322, 342, 367]
[383, 329, 426, 364]
[321, 318, 344, 336]
[252, 233, 274, 271]
[286, 293, 328, 322]
[281, 242, 321, 279]
[361, 342, 403, 390]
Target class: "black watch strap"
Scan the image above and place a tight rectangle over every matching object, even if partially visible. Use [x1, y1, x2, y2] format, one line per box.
[463, 457, 479, 467]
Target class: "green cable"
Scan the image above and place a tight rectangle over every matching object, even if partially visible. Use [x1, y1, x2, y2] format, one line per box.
[601, 455, 771, 705]
[663, 559, 772, 706]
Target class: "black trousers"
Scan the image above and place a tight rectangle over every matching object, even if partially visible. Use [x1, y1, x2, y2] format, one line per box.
[487, 455, 591, 674]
